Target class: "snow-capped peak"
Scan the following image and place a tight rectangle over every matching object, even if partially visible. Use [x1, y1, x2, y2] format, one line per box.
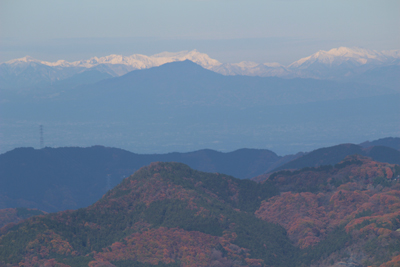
[288, 47, 398, 68]
[325, 47, 378, 58]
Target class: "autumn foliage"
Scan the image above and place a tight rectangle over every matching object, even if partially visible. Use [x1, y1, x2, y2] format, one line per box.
[255, 155, 400, 265]
[0, 157, 399, 267]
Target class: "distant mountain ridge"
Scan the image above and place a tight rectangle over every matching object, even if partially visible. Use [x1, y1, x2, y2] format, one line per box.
[0, 146, 298, 212]
[1, 47, 399, 89]
[257, 137, 400, 175]
[267, 143, 400, 173]
[1, 137, 399, 212]
[359, 137, 400, 151]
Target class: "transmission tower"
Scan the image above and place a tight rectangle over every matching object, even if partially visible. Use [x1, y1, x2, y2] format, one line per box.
[39, 125, 44, 148]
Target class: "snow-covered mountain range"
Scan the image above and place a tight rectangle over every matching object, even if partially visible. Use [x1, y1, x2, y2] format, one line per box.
[3, 50, 221, 76]
[1, 47, 399, 89]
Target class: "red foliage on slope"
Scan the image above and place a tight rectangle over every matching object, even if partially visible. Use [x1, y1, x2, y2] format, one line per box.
[92, 227, 254, 267]
[255, 156, 400, 249]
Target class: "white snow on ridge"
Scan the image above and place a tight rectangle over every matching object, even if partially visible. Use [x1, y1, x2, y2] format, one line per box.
[289, 47, 400, 68]
[5, 56, 42, 65]
[5, 50, 222, 70]
[3, 47, 399, 79]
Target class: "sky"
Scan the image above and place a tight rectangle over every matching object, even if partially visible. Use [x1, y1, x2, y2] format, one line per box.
[1, 0, 399, 65]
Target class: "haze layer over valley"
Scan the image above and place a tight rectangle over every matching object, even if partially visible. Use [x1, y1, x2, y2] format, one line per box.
[0, 47, 399, 155]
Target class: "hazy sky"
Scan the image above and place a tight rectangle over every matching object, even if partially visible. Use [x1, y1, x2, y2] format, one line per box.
[1, 0, 399, 64]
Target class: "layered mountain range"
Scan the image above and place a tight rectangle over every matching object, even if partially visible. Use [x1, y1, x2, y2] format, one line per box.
[0, 137, 399, 212]
[1, 47, 399, 89]
[1, 138, 399, 266]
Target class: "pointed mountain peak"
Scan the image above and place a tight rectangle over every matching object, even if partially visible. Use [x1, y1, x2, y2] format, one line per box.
[151, 49, 222, 69]
[122, 59, 215, 78]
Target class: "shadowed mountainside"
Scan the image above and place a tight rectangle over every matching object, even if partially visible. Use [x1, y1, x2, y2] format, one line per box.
[270, 143, 400, 172]
[359, 137, 400, 151]
[2, 139, 400, 213]
[0, 146, 298, 212]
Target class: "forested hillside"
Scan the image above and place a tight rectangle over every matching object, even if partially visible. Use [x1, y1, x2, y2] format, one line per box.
[0, 208, 44, 228]
[256, 156, 400, 266]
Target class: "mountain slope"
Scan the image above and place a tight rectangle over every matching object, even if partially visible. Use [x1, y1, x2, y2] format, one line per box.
[65, 60, 395, 108]
[273, 144, 363, 171]
[269, 143, 400, 172]
[360, 137, 400, 151]
[255, 156, 400, 266]
[0, 208, 45, 228]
